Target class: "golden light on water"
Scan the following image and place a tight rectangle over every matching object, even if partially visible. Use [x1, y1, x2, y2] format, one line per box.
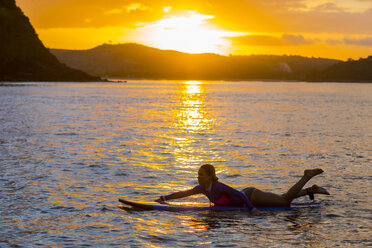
[176, 81, 215, 133]
[172, 81, 221, 168]
[185, 81, 203, 93]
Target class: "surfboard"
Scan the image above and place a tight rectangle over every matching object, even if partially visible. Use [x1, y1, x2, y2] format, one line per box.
[118, 198, 320, 212]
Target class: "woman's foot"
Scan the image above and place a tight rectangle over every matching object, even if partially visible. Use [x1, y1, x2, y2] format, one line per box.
[312, 184, 330, 195]
[304, 168, 324, 179]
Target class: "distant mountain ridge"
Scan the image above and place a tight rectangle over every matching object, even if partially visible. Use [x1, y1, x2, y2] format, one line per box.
[308, 56, 372, 82]
[0, 0, 101, 82]
[52, 43, 346, 81]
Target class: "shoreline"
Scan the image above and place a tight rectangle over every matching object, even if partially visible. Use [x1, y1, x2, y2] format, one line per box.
[1, 79, 371, 84]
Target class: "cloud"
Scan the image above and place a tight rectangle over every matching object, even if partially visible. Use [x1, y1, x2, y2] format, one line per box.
[231, 34, 313, 46]
[326, 36, 372, 46]
[126, 3, 151, 13]
[18, 0, 166, 29]
[231, 35, 282, 46]
[311, 2, 345, 12]
[17, 0, 372, 35]
[272, 9, 372, 34]
[251, 0, 308, 10]
[282, 34, 313, 45]
[344, 37, 372, 46]
[163, 6, 172, 13]
[105, 8, 123, 15]
[202, 0, 372, 35]
[105, 3, 151, 15]
[326, 39, 343, 46]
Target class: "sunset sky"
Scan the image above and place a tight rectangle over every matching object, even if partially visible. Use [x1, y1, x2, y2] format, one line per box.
[17, 0, 372, 60]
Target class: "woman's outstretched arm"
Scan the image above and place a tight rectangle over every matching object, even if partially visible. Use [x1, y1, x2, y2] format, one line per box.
[155, 185, 203, 202]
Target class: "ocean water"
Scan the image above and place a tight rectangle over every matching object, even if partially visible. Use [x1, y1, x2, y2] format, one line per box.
[0, 81, 371, 247]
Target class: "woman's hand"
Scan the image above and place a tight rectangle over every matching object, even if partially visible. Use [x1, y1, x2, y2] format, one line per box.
[155, 197, 166, 203]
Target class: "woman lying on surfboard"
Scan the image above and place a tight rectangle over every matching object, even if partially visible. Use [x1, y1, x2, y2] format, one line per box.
[155, 164, 330, 212]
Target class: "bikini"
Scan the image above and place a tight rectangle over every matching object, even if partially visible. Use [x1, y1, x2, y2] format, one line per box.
[163, 181, 254, 210]
[242, 187, 256, 201]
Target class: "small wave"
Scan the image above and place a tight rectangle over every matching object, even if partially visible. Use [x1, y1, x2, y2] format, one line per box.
[225, 174, 241, 178]
[55, 133, 79, 136]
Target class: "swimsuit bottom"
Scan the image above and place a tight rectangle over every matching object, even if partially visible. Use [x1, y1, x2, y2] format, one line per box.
[242, 187, 256, 201]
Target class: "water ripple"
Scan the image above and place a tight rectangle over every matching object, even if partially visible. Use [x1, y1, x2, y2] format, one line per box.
[1, 81, 371, 247]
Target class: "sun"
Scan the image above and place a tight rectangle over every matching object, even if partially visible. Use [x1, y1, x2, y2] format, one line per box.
[137, 11, 237, 54]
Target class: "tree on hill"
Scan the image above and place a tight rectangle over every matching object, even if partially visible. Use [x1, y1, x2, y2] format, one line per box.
[308, 56, 372, 82]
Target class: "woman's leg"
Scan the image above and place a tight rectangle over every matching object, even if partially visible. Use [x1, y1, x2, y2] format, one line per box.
[281, 169, 323, 201]
[250, 189, 290, 207]
[294, 184, 330, 198]
[249, 184, 330, 207]
[248, 169, 326, 207]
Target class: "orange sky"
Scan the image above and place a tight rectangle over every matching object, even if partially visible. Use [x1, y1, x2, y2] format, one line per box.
[17, 0, 372, 60]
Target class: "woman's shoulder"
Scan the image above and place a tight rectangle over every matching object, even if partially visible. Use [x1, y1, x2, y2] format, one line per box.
[213, 181, 240, 192]
[213, 181, 230, 188]
[192, 184, 205, 193]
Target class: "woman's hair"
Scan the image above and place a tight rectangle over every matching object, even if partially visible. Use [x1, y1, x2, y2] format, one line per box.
[199, 164, 219, 182]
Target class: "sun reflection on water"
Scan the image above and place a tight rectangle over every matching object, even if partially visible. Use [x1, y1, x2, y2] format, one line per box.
[176, 81, 211, 133]
[2, 82, 371, 247]
[171, 81, 220, 168]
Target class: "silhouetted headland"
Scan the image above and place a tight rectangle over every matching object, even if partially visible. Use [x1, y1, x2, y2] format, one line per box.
[307, 56, 372, 82]
[52, 43, 372, 82]
[0, 0, 102, 82]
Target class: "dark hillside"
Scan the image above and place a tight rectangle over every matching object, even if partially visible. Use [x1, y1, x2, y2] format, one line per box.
[52, 43, 340, 81]
[308, 56, 372, 82]
[0, 0, 101, 82]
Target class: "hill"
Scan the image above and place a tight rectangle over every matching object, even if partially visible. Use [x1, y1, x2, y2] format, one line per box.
[51, 43, 340, 81]
[0, 0, 101, 82]
[308, 56, 372, 82]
